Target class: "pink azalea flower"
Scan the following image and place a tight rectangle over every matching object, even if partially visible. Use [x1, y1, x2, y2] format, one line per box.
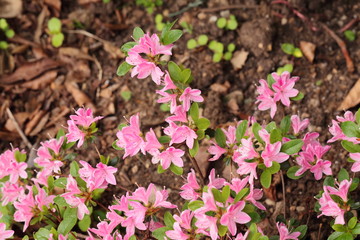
[166, 106, 188, 123]
[318, 187, 345, 225]
[0, 223, 14, 240]
[256, 80, 277, 118]
[169, 125, 197, 149]
[174, 210, 194, 230]
[349, 153, 360, 172]
[245, 183, 266, 210]
[0, 149, 28, 184]
[166, 222, 189, 240]
[180, 169, 201, 201]
[195, 214, 218, 240]
[310, 159, 332, 180]
[156, 90, 178, 113]
[161, 71, 177, 91]
[291, 115, 309, 135]
[144, 128, 162, 152]
[261, 142, 289, 168]
[0, 182, 24, 206]
[220, 201, 251, 235]
[95, 162, 118, 185]
[276, 222, 301, 240]
[227, 176, 249, 193]
[208, 141, 227, 161]
[271, 72, 299, 107]
[70, 108, 103, 127]
[89, 221, 114, 238]
[126, 33, 173, 84]
[327, 179, 352, 202]
[336, 111, 355, 122]
[179, 87, 204, 111]
[208, 168, 226, 189]
[34, 137, 64, 173]
[154, 147, 185, 170]
[223, 126, 237, 145]
[116, 114, 146, 158]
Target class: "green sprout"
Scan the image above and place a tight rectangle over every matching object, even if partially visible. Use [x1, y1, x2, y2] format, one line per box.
[187, 39, 197, 49]
[276, 63, 293, 75]
[120, 90, 132, 101]
[186, 35, 208, 49]
[136, 0, 163, 14]
[197, 35, 208, 46]
[0, 18, 15, 49]
[180, 21, 193, 34]
[155, 14, 165, 31]
[281, 43, 303, 58]
[208, 40, 224, 62]
[103, 0, 111, 3]
[0, 41, 8, 50]
[48, 17, 64, 48]
[216, 15, 238, 30]
[344, 30, 356, 41]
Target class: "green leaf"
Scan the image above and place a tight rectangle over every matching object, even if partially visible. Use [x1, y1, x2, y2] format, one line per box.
[280, 139, 303, 155]
[216, 18, 227, 28]
[223, 52, 232, 60]
[164, 211, 175, 227]
[218, 224, 228, 236]
[121, 91, 132, 101]
[323, 176, 335, 187]
[189, 140, 199, 157]
[70, 161, 79, 177]
[5, 29, 15, 38]
[327, 231, 344, 240]
[226, 18, 238, 30]
[267, 74, 275, 88]
[236, 120, 248, 142]
[169, 164, 183, 175]
[188, 200, 204, 211]
[168, 61, 182, 83]
[270, 128, 282, 144]
[155, 14, 163, 24]
[215, 128, 227, 148]
[265, 121, 277, 132]
[290, 92, 304, 101]
[234, 188, 249, 203]
[158, 135, 171, 144]
[120, 41, 137, 54]
[211, 188, 223, 202]
[180, 68, 191, 83]
[260, 170, 272, 188]
[338, 168, 350, 181]
[196, 118, 210, 130]
[197, 129, 205, 140]
[280, 116, 291, 135]
[54, 196, 69, 208]
[212, 52, 223, 62]
[0, 18, 8, 30]
[189, 102, 199, 121]
[268, 162, 280, 174]
[133, 27, 144, 41]
[221, 185, 231, 202]
[331, 224, 347, 232]
[286, 166, 302, 179]
[281, 43, 295, 55]
[0, 41, 8, 50]
[58, 207, 78, 235]
[78, 214, 91, 232]
[14, 150, 26, 162]
[293, 48, 303, 58]
[294, 225, 307, 239]
[283, 63, 293, 73]
[48, 17, 62, 33]
[34, 228, 51, 240]
[342, 140, 360, 153]
[187, 38, 197, 49]
[54, 177, 67, 188]
[348, 217, 357, 229]
[352, 223, 360, 234]
[160, 103, 170, 112]
[227, 43, 236, 53]
[350, 178, 359, 191]
[344, 30, 356, 42]
[161, 20, 176, 41]
[197, 34, 208, 46]
[152, 226, 172, 240]
[341, 121, 360, 138]
[163, 29, 183, 45]
[157, 164, 166, 174]
[51, 32, 64, 47]
[56, 128, 65, 139]
[252, 122, 263, 144]
[112, 140, 123, 150]
[116, 61, 133, 76]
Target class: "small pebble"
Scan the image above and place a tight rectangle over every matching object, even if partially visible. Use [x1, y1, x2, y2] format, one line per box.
[131, 165, 138, 174]
[296, 206, 305, 212]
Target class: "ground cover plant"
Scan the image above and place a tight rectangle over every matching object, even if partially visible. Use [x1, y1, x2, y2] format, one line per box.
[0, 0, 360, 239]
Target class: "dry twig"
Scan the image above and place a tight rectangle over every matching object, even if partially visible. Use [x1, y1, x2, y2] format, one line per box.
[6, 108, 32, 149]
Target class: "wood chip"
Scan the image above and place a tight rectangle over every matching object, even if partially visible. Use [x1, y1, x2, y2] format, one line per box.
[0, 0, 22, 18]
[65, 80, 96, 110]
[29, 113, 50, 136]
[210, 81, 230, 94]
[5, 112, 30, 132]
[300, 41, 316, 63]
[0, 58, 60, 84]
[230, 49, 249, 70]
[77, 0, 100, 5]
[59, 47, 95, 61]
[21, 70, 57, 90]
[338, 78, 360, 110]
[25, 109, 44, 135]
[44, 0, 61, 12]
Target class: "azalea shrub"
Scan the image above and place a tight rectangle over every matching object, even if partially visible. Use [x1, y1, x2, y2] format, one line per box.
[1, 23, 360, 240]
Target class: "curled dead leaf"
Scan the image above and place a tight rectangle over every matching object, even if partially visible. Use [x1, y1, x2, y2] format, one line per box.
[65, 80, 96, 110]
[21, 70, 57, 90]
[338, 78, 360, 110]
[300, 41, 316, 63]
[5, 112, 31, 132]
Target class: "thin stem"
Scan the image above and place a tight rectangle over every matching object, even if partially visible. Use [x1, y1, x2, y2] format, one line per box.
[280, 170, 286, 219]
[186, 152, 205, 185]
[94, 144, 101, 158]
[93, 199, 109, 211]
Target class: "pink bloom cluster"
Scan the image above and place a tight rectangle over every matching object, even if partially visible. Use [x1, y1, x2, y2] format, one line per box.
[87, 183, 175, 240]
[256, 72, 299, 118]
[62, 161, 117, 220]
[276, 222, 301, 240]
[328, 111, 358, 143]
[0, 220, 14, 240]
[295, 133, 332, 180]
[66, 108, 103, 147]
[291, 115, 309, 135]
[318, 179, 352, 225]
[177, 169, 265, 239]
[126, 33, 173, 84]
[0, 148, 27, 183]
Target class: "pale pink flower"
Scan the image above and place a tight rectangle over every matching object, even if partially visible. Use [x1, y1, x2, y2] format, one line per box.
[156, 90, 178, 113]
[208, 141, 227, 161]
[0, 223, 14, 240]
[318, 187, 345, 225]
[169, 125, 197, 149]
[0, 149, 28, 184]
[166, 222, 189, 240]
[34, 137, 64, 173]
[180, 169, 201, 201]
[161, 71, 177, 91]
[155, 147, 185, 170]
[336, 111, 355, 122]
[195, 214, 218, 240]
[291, 115, 309, 135]
[349, 153, 360, 172]
[144, 128, 162, 152]
[256, 80, 277, 118]
[220, 201, 251, 236]
[310, 159, 332, 180]
[227, 176, 249, 193]
[261, 142, 289, 168]
[166, 106, 188, 123]
[271, 72, 299, 107]
[179, 87, 204, 111]
[1, 182, 24, 206]
[70, 108, 103, 128]
[327, 179, 352, 202]
[276, 222, 301, 240]
[208, 168, 226, 189]
[223, 126, 237, 145]
[245, 183, 266, 210]
[89, 221, 114, 238]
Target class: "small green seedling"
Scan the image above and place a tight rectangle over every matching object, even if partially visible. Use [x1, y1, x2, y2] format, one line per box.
[103, 0, 111, 3]
[208, 41, 235, 62]
[216, 15, 238, 30]
[281, 43, 303, 58]
[344, 30, 356, 42]
[186, 35, 208, 50]
[180, 21, 193, 34]
[120, 90, 132, 101]
[48, 17, 64, 48]
[136, 0, 163, 14]
[276, 63, 293, 74]
[223, 43, 236, 60]
[0, 18, 15, 49]
[155, 14, 165, 31]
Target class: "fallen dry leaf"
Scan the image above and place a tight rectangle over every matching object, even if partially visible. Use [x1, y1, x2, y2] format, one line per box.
[300, 41, 316, 63]
[44, 0, 61, 12]
[65, 80, 96, 110]
[338, 78, 360, 110]
[0, 58, 60, 84]
[230, 49, 249, 70]
[77, 0, 100, 5]
[210, 81, 230, 94]
[25, 109, 45, 135]
[59, 47, 94, 61]
[29, 113, 50, 136]
[103, 41, 125, 59]
[5, 112, 31, 132]
[21, 70, 57, 90]
[0, 0, 22, 18]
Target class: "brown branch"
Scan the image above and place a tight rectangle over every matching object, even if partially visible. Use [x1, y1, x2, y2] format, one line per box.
[200, 4, 257, 13]
[340, 17, 360, 32]
[320, 23, 355, 73]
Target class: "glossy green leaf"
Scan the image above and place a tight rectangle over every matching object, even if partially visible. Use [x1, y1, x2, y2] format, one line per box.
[280, 139, 303, 155]
[117, 62, 133, 76]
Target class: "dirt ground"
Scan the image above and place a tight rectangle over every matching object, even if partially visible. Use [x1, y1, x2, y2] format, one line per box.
[1, 0, 360, 239]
